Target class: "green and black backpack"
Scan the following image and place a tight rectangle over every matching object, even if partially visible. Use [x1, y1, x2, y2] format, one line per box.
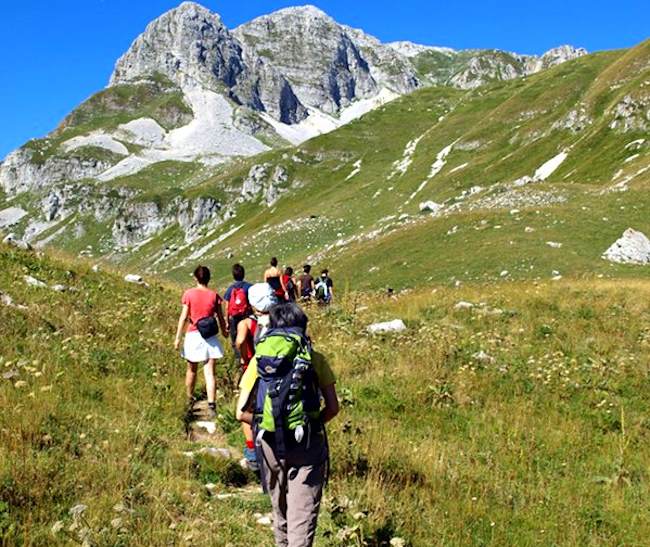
[253, 327, 322, 457]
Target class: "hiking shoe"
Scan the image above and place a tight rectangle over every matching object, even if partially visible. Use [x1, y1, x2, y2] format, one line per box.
[243, 446, 259, 473]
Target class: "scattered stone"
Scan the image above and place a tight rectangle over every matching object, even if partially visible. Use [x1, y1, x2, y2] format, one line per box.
[602, 228, 650, 265]
[2, 370, 19, 380]
[110, 517, 123, 529]
[24, 275, 47, 288]
[454, 301, 474, 310]
[3, 233, 33, 250]
[546, 241, 562, 248]
[69, 504, 88, 518]
[0, 291, 27, 310]
[390, 538, 407, 547]
[195, 421, 217, 435]
[124, 274, 146, 285]
[91, 265, 101, 273]
[472, 351, 495, 363]
[51, 521, 65, 535]
[113, 503, 126, 513]
[419, 201, 443, 214]
[500, 270, 509, 277]
[13, 380, 27, 389]
[256, 513, 273, 527]
[199, 446, 231, 459]
[367, 319, 407, 334]
[205, 483, 218, 494]
[524, 226, 535, 233]
[51, 284, 69, 292]
[552, 275, 563, 281]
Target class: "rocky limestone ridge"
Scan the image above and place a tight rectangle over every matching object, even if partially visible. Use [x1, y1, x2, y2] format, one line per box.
[234, 6, 380, 114]
[0, 147, 120, 195]
[523, 45, 589, 73]
[240, 164, 290, 207]
[110, 1, 307, 125]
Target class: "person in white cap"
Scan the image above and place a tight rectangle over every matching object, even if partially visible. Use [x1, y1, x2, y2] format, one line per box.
[234, 282, 277, 471]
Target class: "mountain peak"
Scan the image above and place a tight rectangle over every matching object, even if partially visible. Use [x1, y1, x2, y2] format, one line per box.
[166, 1, 221, 21]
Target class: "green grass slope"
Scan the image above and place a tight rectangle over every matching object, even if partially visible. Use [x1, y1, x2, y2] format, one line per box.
[2, 244, 650, 545]
[130, 41, 649, 291]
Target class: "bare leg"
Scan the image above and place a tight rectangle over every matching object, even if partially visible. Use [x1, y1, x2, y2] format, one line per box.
[185, 361, 198, 400]
[203, 359, 216, 404]
[242, 422, 253, 443]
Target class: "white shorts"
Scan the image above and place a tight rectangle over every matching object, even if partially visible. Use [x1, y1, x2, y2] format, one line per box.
[182, 330, 224, 363]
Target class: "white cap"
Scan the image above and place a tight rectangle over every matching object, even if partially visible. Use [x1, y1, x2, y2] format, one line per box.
[248, 283, 277, 313]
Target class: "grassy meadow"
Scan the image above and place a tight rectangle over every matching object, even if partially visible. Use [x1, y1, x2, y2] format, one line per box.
[1, 243, 649, 545]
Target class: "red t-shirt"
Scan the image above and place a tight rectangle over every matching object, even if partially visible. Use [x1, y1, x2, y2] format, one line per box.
[182, 288, 222, 333]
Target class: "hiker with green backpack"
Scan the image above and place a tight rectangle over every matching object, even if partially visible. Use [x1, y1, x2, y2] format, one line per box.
[234, 282, 277, 472]
[236, 302, 339, 547]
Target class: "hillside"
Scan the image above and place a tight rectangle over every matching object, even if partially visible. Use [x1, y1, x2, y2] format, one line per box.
[1, 244, 650, 545]
[0, 2, 598, 282]
[40, 39, 645, 290]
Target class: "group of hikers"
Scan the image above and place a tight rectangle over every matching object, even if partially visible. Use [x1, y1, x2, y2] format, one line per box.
[173, 258, 339, 547]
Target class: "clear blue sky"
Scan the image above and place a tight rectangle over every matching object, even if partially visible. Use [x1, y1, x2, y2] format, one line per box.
[1, 0, 648, 159]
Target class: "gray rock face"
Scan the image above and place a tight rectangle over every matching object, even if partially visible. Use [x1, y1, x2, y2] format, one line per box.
[603, 228, 650, 264]
[0, 148, 116, 195]
[112, 202, 172, 248]
[111, 195, 225, 247]
[234, 6, 379, 114]
[110, 1, 307, 124]
[609, 95, 650, 133]
[176, 197, 222, 240]
[524, 45, 588, 73]
[448, 53, 523, 89]
[241, 163, 289, 206]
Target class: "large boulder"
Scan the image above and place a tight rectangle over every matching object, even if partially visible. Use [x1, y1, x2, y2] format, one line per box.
[603, 228, 650, 265]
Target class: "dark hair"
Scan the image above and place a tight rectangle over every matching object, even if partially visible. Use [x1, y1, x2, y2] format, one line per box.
[194, 265, 211, 286]
[232, 263, 245, 281]
[303, 264, 311, 273]
[269, 302, 308, 331]
[321, 269, 329, 276]
[284, 266, 294, 276]
[270, 257, 278, 267]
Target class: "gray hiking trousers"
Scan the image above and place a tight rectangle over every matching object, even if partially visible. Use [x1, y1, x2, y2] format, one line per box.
[259, 435, 328, 547]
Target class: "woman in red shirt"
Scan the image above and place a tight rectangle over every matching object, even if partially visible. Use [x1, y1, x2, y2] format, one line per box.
[174, 265, 228, 417]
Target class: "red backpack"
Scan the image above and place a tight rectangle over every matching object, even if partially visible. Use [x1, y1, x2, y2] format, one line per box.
[228, 286, 251, 318]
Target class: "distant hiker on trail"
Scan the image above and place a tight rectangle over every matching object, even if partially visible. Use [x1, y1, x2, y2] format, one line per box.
[236, 302, 339, 547]
[283, 266, 298, 302]
[174, 265, 227, 419]
[264, 257, 288, 300]
[298, 264, 315, 302]
[234, 282, 277, 472]
[315, 269, 334, 305]
[223, 263, 252, 358]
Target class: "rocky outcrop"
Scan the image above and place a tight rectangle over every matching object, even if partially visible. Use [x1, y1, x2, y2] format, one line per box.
[341, 26, 419, 94]
[524, 45, 588, 73]
[241, 163, 289, 206]
[176, 197, 222, 240]
[0, 148, 117, 195]
[609, 95, 650, 133]
[449, 52, 523, 89]
[110, 1, 307, 125]
[603, 228, 650, 264]
[234, 6, 378, 114]
[111, 194, 226, 248]
[112, 202, 172, 248]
